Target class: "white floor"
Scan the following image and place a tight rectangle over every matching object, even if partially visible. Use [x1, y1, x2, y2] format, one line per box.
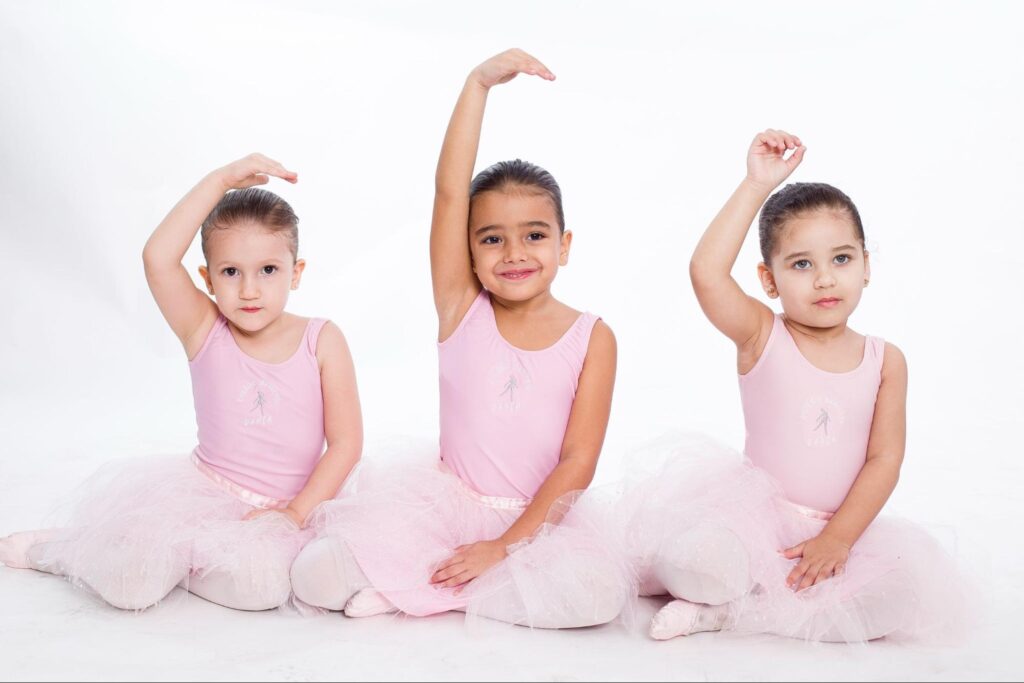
[0, 569, 1016, 682]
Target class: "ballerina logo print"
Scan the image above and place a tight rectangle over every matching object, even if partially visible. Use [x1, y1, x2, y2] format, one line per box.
[800, 396, 846, 448]
[490, 356, 533, 414]
[238, 379, 282, 427]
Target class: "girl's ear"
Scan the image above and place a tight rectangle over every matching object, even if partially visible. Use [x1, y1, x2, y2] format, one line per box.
[863, 250, 871, 287]
[558, 230, 573, 266]
[757, 262, 778, 298]
[198, 265, 214, 295]
[290, 259, 307, 290]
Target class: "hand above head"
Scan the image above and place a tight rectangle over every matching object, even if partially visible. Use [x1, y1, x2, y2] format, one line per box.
[781, 532, 850, 592]
[429, 539, 509, 593]
[746, 129, 805, 192]
[212, 153, 298, 192]
[469, 48, 556, 90]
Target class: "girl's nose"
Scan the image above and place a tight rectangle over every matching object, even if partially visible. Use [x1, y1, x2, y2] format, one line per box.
[814, 265, 836, 288]
[240, 276, 259, 299]
[503, 245, 527, 262]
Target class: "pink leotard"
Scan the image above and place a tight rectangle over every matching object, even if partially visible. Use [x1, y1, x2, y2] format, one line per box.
[739, 315, 885, 513]
[189, 315, 327, 502]
[438, 290, 599, 500]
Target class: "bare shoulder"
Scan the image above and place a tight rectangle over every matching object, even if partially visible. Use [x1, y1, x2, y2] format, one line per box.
[315, 320, 352, 366]
[882, 341, 907, 381]
[586, 319, 617, 360]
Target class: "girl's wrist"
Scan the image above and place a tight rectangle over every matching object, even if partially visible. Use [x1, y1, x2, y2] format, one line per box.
[284, 504, 307, 525]
[202, 169, 231, 194]
[740, 175, 776, 197]
[465, 73, 490, 93]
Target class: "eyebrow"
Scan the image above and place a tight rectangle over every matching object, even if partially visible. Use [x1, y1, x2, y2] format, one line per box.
[474, 220, 552, 236]
[214, 258, 286, 268]
[784, 245, 859, 261]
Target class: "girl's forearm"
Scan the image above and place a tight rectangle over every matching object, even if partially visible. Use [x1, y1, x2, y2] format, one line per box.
[434, 78, 489, 198]
[143, 172, 226, 270]
[691, 178, 772, 282]
[822, 456, 901, 548]
[498, 456, 596, 547]
[287, 444, 360, 523]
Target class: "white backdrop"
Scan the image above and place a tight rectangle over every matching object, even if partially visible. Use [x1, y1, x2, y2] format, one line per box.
[0, 1, 1021, 680]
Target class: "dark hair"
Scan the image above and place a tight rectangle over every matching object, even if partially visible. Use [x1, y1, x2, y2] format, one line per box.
[759, 182, 864, 264]
[201, 188, 299, 261]
[470, 159, 565, 232]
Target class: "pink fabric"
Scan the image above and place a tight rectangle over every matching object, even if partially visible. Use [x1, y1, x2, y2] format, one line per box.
[438, 290, 599, 499]
[189, 315, 327, 501]
[739, 315, 884, 513]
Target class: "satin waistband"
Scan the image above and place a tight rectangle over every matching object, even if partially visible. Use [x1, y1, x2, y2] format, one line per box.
[438, 460, 531, 511]
[778, 497, 835, 521]
[191, 450, 288, 510]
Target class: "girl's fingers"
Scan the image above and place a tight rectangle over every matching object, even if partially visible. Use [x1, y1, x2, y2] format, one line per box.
[786, 561, 808, 588]
[529, 57, 555, 80]
[430, 556, 464, 580]
[786, 145, 807, 168]
[236, 174, 270, 189]
[441, 569, 473, 589]
[781, 543, 804, 560]
[814, 562, 836, 586]
[800, 562, 824, 591]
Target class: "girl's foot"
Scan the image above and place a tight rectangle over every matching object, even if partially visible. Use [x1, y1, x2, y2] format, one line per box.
[0, 530, 55, 569]
[344, 587, 398, 618]
[649, 599, 728, 640]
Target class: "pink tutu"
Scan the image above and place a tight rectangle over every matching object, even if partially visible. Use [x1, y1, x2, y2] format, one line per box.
[310, 447, 636, 628]
[29, 454, 313, 611]
[619, 433, 968, 643]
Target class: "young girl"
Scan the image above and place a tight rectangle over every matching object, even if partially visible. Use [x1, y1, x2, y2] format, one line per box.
[289, 49, 633, 628]
[631, 130, 963, 642]
[0, 154, 362, 611]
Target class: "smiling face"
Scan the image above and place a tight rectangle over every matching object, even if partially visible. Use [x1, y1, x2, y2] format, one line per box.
[198, 222, 305, 333]
[468, 188, 572, 302]
[758, 209, 870, 329]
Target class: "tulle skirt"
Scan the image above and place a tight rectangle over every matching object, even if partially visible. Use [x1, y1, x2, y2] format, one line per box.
[619, 433, 968, 643]
[310, 447, 636, 628]
[32, 454, 313, 610]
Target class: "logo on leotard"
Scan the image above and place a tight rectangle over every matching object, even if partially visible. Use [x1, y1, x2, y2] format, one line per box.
[800, 396, 845, 447]
[238, 379, 281, 427]
[490, 356, 533, 414]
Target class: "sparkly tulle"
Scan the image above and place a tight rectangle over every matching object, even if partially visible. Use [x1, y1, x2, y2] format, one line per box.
[29, 455, 312, 610]
[618, 432, 968, 643]
[308, 443, 637, 629]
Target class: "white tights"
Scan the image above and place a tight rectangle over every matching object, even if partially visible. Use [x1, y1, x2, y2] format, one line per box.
[25, 539, 291, 612]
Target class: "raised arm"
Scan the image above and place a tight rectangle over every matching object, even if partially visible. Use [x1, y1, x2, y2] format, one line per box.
[690, 130, 804, 364]
[142, 153, 297, 358]
[431, 49, 555, 340]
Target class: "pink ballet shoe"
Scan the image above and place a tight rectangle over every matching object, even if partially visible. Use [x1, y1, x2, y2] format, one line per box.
[0, 530, 56, 569]
[649, 599, 727, 640]
[343, 588, 398, 618]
